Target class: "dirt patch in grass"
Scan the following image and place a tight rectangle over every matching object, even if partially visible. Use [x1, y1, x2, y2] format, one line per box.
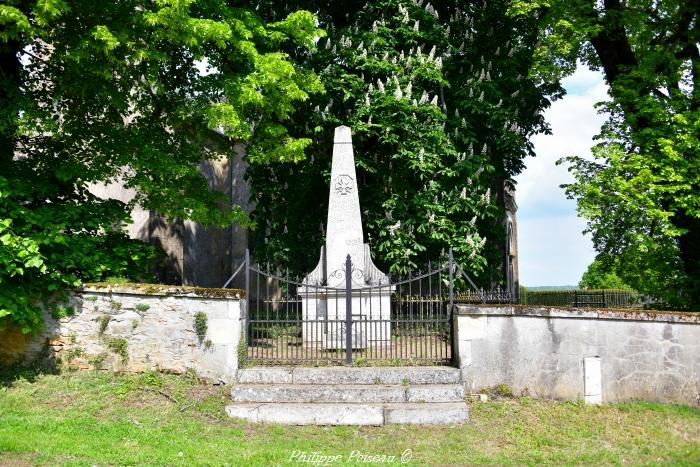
[0, 452, 39, 467]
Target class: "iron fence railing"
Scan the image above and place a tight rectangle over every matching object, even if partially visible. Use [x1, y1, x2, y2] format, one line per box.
[453, 288, 646, 308]
[239, 250, 453, 366]
[520, 289, 644, 308]
[221, 248, 651, 367]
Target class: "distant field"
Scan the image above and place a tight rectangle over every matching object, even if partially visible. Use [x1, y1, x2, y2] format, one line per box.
[1, 370, 698, 465]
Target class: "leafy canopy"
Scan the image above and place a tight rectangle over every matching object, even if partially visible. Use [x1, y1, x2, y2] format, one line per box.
[248, 0, 560, 282]
[0, 0, 323, 332]
[511, 0, 700, 309]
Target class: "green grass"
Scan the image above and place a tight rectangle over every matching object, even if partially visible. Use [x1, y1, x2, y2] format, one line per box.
[0, 369, 698, 466]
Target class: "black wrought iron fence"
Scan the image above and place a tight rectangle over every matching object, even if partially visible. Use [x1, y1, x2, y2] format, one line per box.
[452, 288, 645, 308]
[520, 289, 644, 308]
[233, 250, 453, 366]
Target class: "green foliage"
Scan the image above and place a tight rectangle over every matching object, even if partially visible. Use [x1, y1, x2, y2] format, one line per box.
[98, 315, 111, 336]
[88, 353, 106, 371]
[579, 259, 633, 290]
[193, 311, 207, 345]
[248, 0, 560, 282]
[511, 1, 700, 309]
[0, 1, 324, 333]
[493, 384, 514, 398]
[63, 347, 83, 362]
[135, 303, 150, 313]
[237, 330, 247, 368]
[104, 277, 130, 285]
[104, 337, 128, 363]
[50, 305, 74, 320]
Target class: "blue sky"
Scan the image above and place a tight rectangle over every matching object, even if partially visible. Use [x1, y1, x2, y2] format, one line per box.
[514, 66, 609, 286]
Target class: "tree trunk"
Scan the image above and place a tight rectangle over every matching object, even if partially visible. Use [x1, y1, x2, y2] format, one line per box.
[0, 40, 21, 168]
[675, 213, 700, 310]
[586, 0, 700, 309]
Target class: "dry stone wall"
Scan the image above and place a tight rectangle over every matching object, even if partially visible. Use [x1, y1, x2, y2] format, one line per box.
[1, 285, 244, 383]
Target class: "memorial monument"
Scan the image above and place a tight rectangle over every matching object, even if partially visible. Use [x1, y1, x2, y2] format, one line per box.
[299, 126, 392, 349]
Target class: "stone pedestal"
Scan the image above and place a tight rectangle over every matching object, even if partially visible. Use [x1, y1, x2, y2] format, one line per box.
[299, 288, 392, 349]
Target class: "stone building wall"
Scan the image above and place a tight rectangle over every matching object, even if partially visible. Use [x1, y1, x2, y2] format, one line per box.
[454, 305, 700, 405]
[89, 143, 251, 289]
[1, 285, 245, 383]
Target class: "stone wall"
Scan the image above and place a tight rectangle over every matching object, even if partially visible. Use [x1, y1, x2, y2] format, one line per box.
[454, 305, 700, 405]
[1, 284, 245, 383]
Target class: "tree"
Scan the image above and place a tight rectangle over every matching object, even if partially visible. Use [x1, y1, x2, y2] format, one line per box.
[579, 259, 632, 290]
[247, 0, 560, 284]
[0, 0, 323, 332]
[510, 1, 700, 309]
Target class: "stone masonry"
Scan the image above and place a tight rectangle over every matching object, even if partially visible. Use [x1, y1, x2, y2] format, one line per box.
[1, 284, 244, 383]
[454, 305, 700, 405]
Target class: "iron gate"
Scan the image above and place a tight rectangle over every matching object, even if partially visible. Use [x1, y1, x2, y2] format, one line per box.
[230, 250, 461, 366]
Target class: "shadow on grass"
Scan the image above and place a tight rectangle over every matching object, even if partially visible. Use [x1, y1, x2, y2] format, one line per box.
[0, 359, 59, 388]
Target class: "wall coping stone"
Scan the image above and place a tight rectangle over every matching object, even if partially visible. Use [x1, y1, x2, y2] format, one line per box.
[454, 304, 700, 324]
[79, 283, 244, 299]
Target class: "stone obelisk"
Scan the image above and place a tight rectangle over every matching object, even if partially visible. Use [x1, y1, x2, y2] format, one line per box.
[303, 125, 389, 288]
[326, 126, 371, 286]
[300, 125, 392, 349]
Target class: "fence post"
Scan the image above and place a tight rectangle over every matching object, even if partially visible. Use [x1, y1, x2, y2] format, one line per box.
[448, 248, 455, 364]
[345, 254, 353, 366]
[448, 248, 454, 312]
[244, 248, 250, 352]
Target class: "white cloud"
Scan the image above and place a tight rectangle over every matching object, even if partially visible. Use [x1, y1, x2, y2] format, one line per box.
[518, 215, 596, 286]
[514, 65, 608, 286]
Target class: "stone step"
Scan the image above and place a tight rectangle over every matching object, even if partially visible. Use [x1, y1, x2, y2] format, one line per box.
[231, 383, 465, 403]
[236, 366, 461, 385]
[225, 402, 469, 425]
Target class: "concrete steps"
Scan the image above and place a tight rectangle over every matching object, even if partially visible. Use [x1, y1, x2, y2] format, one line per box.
[226, 366, 469, 425]
[236, 366, 462, 385]
[225, 402, 469, 425]
[231, 383, 465, 403]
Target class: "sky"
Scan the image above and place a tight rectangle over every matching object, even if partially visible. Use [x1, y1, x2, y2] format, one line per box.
[514, 66, 609, 287]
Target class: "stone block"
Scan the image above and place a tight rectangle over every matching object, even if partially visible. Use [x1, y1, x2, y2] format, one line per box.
[384, 403, 469, 424]
[291, 366, 461, 385]
[231, 384, 407, 403]
[457, 315, 487, 341]
[405, 384, 465, 403]
[226, 403, 384, 425]
[206, 318, 238, 345]
[237, 367, 293, 384]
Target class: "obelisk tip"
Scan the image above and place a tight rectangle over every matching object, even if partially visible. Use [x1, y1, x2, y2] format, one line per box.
[334, 125, 352, 144]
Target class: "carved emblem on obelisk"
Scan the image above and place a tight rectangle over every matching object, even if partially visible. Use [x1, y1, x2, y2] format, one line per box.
[334, 175, 354, 195]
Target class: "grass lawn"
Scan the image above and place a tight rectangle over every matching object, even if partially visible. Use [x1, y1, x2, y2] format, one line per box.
[0, 369, 698, 466]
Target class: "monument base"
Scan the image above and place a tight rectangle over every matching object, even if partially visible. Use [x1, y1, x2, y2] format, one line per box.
[298, 289, 393, 350]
